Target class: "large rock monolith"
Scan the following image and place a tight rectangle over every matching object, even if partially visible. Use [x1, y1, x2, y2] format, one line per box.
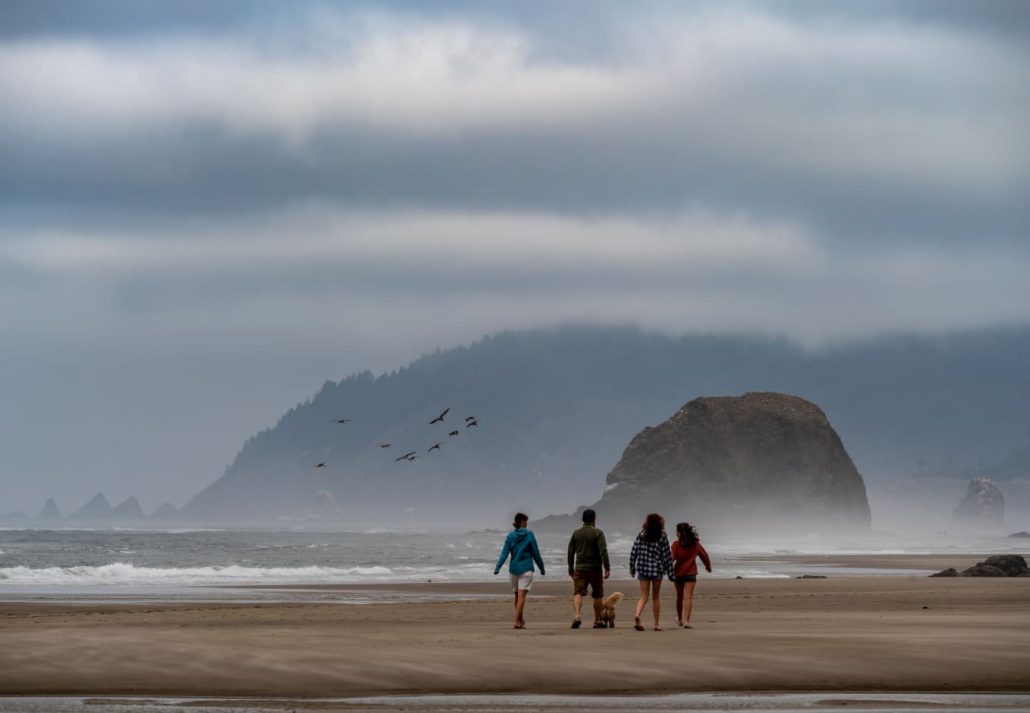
[568, 392, 871, 533]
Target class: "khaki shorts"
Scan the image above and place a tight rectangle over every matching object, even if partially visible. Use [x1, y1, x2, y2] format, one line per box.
[510, 572, 534, 592]
[572, 570, 604, 599]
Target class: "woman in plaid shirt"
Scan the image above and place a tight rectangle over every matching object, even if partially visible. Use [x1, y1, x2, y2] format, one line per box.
[629, 512, 673, 631]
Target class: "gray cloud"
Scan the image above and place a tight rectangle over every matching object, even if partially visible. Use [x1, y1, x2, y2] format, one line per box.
[1, 1, 1028, 513]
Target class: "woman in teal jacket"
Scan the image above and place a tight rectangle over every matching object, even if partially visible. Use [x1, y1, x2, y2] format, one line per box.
[494, 512, 546, 628]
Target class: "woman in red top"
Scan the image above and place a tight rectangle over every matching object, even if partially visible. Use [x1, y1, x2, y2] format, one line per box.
[670, 522, 711, 628]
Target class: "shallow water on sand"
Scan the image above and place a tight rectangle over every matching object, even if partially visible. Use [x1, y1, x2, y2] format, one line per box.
[3, 694, 1030, 713]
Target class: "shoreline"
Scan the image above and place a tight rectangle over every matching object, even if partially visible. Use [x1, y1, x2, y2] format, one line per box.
[2, 567, 1028, 699]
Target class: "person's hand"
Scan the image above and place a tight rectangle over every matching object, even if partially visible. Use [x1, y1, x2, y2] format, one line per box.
[493, 569, 500, 576]
[568, 572, 575, 579]
[540, 570, 546, 577]
[706, 566, 712, 573]
[604, 570, 610, 580]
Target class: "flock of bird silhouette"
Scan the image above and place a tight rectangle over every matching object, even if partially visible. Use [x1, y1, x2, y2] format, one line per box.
[313, 408, 478, 469]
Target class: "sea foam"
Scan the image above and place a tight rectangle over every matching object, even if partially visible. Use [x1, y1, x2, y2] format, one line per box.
[0, 562, 394, 586]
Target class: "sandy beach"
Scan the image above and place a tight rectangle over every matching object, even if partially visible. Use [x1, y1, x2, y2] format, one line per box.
[2, 555, 1029, 700]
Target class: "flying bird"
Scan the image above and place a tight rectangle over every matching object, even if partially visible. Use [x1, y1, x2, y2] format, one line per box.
[331, 418, 353, 424]
[379, 443, 392, 448]
[395, 451, 417, 462]
[429, 408, 450, 424]
[466, 420, 479, 428]
[465, 416, 476, 422]
[428, 443, 441, 453]
[449, 430, 459, 437]
[314, 462, 326, 468]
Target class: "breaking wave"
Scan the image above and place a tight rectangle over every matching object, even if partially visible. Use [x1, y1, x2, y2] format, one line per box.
[0, 562, 395, 586]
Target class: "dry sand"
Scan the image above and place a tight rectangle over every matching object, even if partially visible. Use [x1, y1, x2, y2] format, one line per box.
[2, 564, 1029, 699]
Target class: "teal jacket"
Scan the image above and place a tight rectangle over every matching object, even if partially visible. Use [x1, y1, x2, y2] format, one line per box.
[494, 528, 546, 576]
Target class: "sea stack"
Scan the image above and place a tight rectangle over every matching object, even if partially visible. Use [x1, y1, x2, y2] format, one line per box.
[953, 477, 1005, 527]
[582, 392, 871, 533]
[111, 496, 145, 519]
[151, 503, 179, 519]
[69, 492, 113, 520]
[37, 498, 61, 520]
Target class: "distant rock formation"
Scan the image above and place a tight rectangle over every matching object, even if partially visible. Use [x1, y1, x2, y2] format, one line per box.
[953, 477, 1005, 525]
[111, 496, 144, 519]
[151, 503, 179, 519]
[557, 392, 871, 533]
[69, 492, 113, 520]
[1009, 531, 1030, 539]
[38, 498, 61, 520]
[930, 554, 1029, 577]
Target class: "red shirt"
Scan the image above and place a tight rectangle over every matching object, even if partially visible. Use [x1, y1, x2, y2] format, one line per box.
[671, 540, 711, 577]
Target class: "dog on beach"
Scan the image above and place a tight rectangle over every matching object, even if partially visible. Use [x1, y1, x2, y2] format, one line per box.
[599, 592, 624, 628]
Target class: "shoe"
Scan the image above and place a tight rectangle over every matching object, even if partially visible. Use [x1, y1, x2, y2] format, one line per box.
[634, 617, 644, 632]
[571, 619, 582, 629]
[592, 622, 606, 628]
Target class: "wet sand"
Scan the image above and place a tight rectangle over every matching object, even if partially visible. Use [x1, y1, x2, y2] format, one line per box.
[2, 566, 1029, 699]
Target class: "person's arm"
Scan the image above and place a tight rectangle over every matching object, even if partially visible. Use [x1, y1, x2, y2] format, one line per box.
[628, 536, 638, 577]
[567, 534, 576, 576]
[494, 534, 512, 575]
[698, 542, 712, 573]
[599, 530, 611, 577]
[530, 533, 545, 575]
[670, 541, 681, 570]
[661, 535, 674, 579]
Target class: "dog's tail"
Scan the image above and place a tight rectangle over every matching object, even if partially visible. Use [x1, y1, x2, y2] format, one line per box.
[604, 592, 624, 607]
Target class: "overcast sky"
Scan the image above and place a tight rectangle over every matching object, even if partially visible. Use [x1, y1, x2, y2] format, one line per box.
[1, 1, 1028, 514]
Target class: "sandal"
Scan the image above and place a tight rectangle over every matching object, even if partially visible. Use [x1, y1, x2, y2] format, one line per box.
[593, 622, 606, 629]
[634, 617, 645, 632]
[571, 619, 582, 629]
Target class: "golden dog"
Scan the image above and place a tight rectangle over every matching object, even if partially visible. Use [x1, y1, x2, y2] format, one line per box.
[599, 591, 624, 628]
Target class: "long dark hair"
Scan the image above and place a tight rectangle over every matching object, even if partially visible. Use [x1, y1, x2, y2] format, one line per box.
[676, 522, 698, 547]
[641, 513, 665, 543]
[513, 512, 528, 529]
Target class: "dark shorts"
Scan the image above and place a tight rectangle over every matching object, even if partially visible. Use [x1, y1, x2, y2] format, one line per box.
[572, 570, 604, 599]
[674, 574, 698, 584]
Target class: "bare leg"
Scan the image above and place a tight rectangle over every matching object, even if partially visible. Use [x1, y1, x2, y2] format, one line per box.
[592, 596, 603, 624]
[634, 579, 649, 628]
[682, 581, 697, 627]
[573, 593, 584, 622]
[514, 589, 528, 627]
[651, 579, 663, 630]
[674, 580, 685, 625]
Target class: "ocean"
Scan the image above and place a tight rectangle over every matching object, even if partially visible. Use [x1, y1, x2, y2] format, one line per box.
[0, 527, 1023, 598]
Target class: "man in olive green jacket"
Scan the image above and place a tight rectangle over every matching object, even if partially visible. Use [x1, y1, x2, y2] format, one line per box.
[567, 508, 611, 628]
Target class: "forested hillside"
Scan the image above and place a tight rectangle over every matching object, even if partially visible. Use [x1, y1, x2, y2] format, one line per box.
[182, 325, 1030, 527]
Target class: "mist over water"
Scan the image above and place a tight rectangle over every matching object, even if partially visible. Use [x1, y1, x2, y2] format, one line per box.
[0, 527, 1023, 595]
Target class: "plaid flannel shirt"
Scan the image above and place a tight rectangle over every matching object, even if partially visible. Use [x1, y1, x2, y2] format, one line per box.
[629, 532, 673, 579]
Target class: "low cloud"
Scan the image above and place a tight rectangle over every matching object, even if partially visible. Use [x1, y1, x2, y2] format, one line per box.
[1, 2, 1028, 512]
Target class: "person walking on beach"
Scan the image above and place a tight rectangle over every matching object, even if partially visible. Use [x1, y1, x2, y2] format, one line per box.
[494, 512, 545, 629]
[567, 508, 610, 629]
[670, 521, 711, 628]
[629, 512, 673, 631]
